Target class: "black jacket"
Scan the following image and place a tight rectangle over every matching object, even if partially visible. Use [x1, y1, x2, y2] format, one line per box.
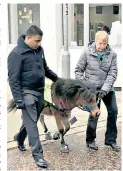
[8, 34, 58, 102]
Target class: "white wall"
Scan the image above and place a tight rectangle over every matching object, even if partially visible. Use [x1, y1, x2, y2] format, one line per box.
[40, 3, 62, 73]
[58, 46, 84, 78]
[113, 47, 123, 87]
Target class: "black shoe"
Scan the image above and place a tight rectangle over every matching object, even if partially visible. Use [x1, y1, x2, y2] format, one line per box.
[105, 143, 121, 152]
[14, 134, 26, 152]
[18, 144, 26, 151]
[36, 158, 48, 168]
[86, 141, 98, 150]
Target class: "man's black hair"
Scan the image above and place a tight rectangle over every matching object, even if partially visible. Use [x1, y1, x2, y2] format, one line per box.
[25, 25, 43, 37]
[101, 25, 110, 35]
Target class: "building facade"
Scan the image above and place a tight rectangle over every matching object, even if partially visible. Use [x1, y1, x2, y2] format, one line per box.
[7, 3, 122, 88]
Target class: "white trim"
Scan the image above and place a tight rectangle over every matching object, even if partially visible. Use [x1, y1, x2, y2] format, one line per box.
[84, 3, 89, 48]
[0, 3, 8, 171]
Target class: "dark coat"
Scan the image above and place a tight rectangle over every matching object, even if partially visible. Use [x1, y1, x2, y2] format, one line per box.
[8, 34, 58, 102]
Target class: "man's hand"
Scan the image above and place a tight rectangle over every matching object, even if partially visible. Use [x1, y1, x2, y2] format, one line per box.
[54, 77, 62, 82]
[16, 100, 25, 109]
[96, 90, 107, 99]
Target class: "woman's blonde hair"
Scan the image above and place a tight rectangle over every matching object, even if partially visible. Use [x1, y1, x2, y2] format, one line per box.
[95, 31, 109, 42]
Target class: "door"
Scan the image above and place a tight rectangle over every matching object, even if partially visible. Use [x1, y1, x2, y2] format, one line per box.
[17, 4, 40, 36]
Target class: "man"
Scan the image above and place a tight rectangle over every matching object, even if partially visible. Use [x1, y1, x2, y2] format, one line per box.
[75, 31, 120, 152]
[101, 25, 110, 35]
[8, 25, 59, 168]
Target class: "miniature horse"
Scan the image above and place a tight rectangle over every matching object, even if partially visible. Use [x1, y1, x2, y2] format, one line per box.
[8, 78, 100, 153]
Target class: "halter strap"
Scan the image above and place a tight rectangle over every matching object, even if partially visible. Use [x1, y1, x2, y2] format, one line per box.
[78, 105, 98, 112]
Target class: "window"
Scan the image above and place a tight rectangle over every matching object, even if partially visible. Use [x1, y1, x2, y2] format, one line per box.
[96, 6, 102, 14]
[62, 4, 84, 46]
[89, 4, 122, 46]
[113, 6, 119, 14]
[73, 4, 84, 46]
[8, 4, 40, 44]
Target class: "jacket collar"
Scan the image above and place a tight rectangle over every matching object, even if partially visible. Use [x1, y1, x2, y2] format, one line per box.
[17, 34, 41, 54]
[89, 42, 111, 57]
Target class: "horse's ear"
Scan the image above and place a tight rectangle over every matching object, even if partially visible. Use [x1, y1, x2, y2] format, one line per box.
[78, 87, 85, 93]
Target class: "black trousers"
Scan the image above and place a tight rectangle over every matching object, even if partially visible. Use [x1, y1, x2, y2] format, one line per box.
[16, 89, 44, 161]
[86, 91, 118, 144]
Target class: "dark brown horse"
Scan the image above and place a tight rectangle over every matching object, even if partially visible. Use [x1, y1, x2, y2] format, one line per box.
[8, 78, 100, 153]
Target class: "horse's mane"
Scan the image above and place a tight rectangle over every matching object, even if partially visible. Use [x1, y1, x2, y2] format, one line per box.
[51, 78, 95, 102]
[8, 78, 96, 113]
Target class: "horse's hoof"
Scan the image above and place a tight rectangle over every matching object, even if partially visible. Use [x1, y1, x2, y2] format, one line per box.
[60, 144, 69, 153]
[53, 132, 60, 140]
[45, 132, 52, 140]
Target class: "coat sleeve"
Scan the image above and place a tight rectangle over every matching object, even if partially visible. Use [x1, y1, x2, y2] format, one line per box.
[8, 51, 23, 102]
[101, 53, 118, 92]
[75, 51, 87, 82]
[42, 49, 58, 82]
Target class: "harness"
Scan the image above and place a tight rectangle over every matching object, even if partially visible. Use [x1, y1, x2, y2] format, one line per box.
[44, 100, 70, 116]
[44, 96, 99, 117]
[46, 85, 101, 117]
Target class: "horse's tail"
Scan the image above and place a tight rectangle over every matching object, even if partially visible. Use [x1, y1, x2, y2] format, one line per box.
[7, 99, 17, 113]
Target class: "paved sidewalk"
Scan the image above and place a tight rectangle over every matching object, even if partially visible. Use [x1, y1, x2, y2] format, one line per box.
[8, 123, 121, 170]
[7, 91, 122, 170]
[7, 92, 121, 148]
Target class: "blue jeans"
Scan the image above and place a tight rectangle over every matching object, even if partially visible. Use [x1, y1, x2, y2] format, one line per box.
[86, 91, 118, 144]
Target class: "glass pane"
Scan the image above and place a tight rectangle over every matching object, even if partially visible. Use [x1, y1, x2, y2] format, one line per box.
[89, 4, 122, 46]
[74, 4, 84, 46]
[96, 6, 102, 14]
[62, 4, 84, 46]
[8, 4, 40, 44]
